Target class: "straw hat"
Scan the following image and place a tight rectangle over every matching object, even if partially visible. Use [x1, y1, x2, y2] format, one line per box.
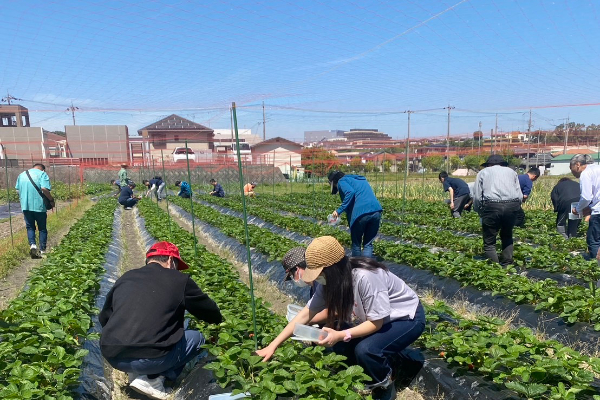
[302, 236, 345, 283]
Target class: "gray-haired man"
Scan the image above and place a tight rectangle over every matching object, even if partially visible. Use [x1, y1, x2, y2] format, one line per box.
[570, 154, 600, 259]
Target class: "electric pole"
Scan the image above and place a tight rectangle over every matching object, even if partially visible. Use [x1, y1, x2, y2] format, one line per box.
[526, 109, 532, 170]
[445, 105, 454, 172]
[563, 117, 570, 155]
[262, 101, 266, 141]
[1, 92, 22, 105]
[478, 121, 482, 155]
[494, 113, 498, 155]
[66, 102, 79, 125]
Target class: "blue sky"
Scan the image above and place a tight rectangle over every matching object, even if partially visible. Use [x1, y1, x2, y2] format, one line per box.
[2, 0, 600, 142]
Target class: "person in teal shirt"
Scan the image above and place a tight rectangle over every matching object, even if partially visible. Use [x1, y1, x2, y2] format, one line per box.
[15, 163, 53, 259]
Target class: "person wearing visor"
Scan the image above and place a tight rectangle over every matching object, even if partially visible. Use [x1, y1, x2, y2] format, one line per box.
[258, 236, 425, 400]
[328, 171, 382, 257]
[99, 241, 222, 400]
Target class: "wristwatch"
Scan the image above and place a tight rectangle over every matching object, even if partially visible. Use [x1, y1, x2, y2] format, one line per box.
[343, 330, 352, 342]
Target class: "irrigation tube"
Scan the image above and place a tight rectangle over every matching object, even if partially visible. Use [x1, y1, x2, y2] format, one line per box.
[75, 207, 123, 400]
[166, 204, 516, 400]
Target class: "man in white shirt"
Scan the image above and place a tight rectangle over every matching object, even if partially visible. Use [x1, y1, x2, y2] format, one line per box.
[570, 154, 600, 259]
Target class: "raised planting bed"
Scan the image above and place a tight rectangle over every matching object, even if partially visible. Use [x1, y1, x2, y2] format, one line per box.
[168, 197, 600, 399]
[0, 199, 117, 399]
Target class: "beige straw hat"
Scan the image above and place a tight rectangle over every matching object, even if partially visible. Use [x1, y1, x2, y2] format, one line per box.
[302, 236, 345, 283]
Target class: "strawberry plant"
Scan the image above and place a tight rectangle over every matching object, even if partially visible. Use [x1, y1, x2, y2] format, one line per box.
[0, 199, 117, 399]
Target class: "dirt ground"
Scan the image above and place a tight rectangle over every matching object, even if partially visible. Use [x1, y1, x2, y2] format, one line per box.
[165, 203, 292, 317]
[0, 218, 25, 241]
[0, 201, 92, 311]
[165, 203, 426, 400]
[110, 208, 152, 400]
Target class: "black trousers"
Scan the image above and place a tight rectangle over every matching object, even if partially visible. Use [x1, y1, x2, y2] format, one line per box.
[481, 202, 521, 265]
[556, 206, 581, 239]
[514, 207, 526, 228]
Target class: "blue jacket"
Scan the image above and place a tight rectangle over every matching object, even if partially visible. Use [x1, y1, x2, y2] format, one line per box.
[336, 175, 382, 228]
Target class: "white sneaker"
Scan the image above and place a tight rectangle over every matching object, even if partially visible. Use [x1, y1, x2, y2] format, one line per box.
[129, 375, 171, 399]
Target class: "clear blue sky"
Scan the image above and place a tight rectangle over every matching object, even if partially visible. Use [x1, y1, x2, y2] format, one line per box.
[3, 0, 600, 142]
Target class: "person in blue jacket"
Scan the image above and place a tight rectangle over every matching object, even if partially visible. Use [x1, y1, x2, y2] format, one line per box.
[328, 171, 382, 257]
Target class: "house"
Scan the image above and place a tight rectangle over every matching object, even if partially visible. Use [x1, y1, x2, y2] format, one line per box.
[137, 114, 214, 163]
[548, 153, 600, 176]
[0, 104, 30, 127]
[252, 137, 303, 174]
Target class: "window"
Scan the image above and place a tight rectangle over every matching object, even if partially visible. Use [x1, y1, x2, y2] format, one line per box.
[174, 135, 180, 142]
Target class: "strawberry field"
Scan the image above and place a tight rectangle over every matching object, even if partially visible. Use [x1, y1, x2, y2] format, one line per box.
[2, 183, 600, 399]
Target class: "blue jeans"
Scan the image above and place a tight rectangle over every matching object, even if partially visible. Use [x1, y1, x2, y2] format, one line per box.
[587, 215, 600, 258]
[350, 211, 382, 257]
[105, 330, 204, 381]
[22, 211, 47, 250]
[119, 198, 139, 208]
[331, 302, 425, 385]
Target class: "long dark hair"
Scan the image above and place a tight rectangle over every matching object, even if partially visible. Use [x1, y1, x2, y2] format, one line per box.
[322, 256, 388, 329]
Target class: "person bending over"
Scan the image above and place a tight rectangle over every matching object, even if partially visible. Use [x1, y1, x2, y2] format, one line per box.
[258, 236, 425, 400]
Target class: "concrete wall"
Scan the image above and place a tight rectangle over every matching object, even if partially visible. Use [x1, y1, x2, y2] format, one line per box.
[66, 125, 129, 163]
[0, 127, 46, 160]
[548, 161, 571, 176]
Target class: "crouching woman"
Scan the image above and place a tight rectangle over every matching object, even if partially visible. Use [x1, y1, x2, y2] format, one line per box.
[256, 236, 425, 400]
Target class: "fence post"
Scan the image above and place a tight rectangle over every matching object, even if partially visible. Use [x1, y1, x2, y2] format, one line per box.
[184, 139, 198, 257]
[5, 157, 14, 248]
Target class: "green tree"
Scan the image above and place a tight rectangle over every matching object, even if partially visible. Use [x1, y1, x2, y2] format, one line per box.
[364, 161, 376, 173]
[350, 157, 364, 172]
[301, 148, 338, 176]
[449, 156, 463, 170]
[421, 155, 445, 172]
[463, 155, 486, 172]
[382, 160, 392, 172]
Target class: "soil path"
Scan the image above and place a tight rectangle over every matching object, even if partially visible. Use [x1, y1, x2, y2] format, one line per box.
[0, 218, 25, 241]
[0, 200, 92, 311]
[110, 208, 150, 400]
[164, 202, 425, 400]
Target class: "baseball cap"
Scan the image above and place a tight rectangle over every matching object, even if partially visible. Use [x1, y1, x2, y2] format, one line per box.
[282, 247, 306, 281]
[146, 241, 189, 270]
[302, 236, 345, 283]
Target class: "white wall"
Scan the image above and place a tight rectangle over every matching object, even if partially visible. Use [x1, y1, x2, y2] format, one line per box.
[548, 162, 571, 176]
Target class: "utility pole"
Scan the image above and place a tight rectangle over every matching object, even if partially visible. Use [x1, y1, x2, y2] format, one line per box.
[526, 109, 532, 170]
[494, 113, 498, 155]
[66, 102, 79, 125]
[262, 101, 266, 141]
[445, 105, 454, 172]
[563, 117, 570, 155]
[491, 129, 494, 154]
[478, 121, 482, 155]
[1, 92, 22, 105]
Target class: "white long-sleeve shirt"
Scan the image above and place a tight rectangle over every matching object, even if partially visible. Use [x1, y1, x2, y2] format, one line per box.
[576, 164, 600, 215]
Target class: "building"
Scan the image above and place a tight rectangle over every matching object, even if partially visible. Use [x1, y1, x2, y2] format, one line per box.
[548, 152, 600, 176]
[66, 125, 129, 164]
[0, 127, 47, 160]
[137, 114, 215, 163]
[212, 128, 262, 146]
[304, 130, 345, 143]
[0, 104, 30, 127]
[344, 129, 391, 141]
[252, 137, 303, 174]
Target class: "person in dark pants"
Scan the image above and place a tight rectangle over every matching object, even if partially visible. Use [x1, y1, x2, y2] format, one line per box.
[328, 171, 382, 257]
[118, 182, 140, 210]
[515, 167, 540, 228]
[472, 155, 523, 266]
[175, 180, 191, 198]
[100, 241, 222, 400]
[258, 236, 425, 400]
[15, 163, 54, 258]
[551, 177, 582, 239]
[209, 178, 225, 197]
[570, 154, 600, 260]
[438, 171, 471, 218]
